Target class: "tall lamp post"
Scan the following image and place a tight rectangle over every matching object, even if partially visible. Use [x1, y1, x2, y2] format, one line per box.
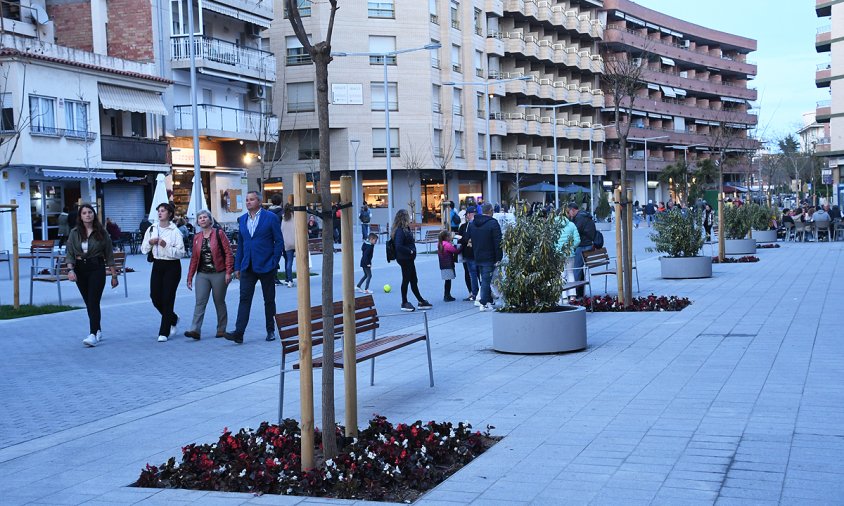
[350, 139, 360, 228]
[588, 124, 607, 213]
[443, 75, 531, 205]
[333, 43, 441, 227]
[629, 135, 668, 205]
[518, 101, 590, 209]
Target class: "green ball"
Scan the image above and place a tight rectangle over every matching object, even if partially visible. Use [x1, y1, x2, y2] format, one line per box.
[383, 284, 392, 293]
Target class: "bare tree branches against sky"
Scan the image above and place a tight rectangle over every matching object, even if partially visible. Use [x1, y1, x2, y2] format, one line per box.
[636, 0, 821, 139]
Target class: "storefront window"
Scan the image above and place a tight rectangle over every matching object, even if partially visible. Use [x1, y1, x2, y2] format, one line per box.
[420, 180, 444, 223]
[363, 181, 388, 208]
[458, 182, 483, 206]
[171, 169, 211, 219]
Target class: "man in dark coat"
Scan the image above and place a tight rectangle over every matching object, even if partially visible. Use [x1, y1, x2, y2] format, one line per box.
[468, 203, 502, 311]
[567, 202, 596, 299]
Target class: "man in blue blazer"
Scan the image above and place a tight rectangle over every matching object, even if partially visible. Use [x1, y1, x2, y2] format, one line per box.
[225, 191, 284, 343]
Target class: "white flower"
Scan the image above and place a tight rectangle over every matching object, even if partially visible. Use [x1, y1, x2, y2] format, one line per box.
[239, 469, 247, 478]
[325, 471, 333, 480]
[420, 446, 427, 454]
[256, 437, 264, 445]
[402, 439, 408, 448]
[273, 458, 281, 466]
[286, 487, 293, 494]
[326, 459, 335, 468]
[394, 465, 401, 474]
[367, 451, 377, 460]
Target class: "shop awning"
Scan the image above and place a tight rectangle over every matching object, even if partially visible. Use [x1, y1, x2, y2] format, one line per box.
[42, 169, 117, 181]
[674, 88, 687, 97]
[203, 0, 271, 27]
[660, 57, 675, 66]
[98, 84, 168, 116]
[661, 86, 676, 97]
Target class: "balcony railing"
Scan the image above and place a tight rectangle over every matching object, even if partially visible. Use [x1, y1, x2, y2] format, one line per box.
[818, 99, 831, 107]
[101, 135, 168, 164]
[174, 104, 278, 139]
[373, 147, 400, 157]
[818, 25, 831, 34]
[370, 54, 397, 65]
[171, 36, 276, 80]
[30, 125, 96, 140]
[430, 14, 439, 24]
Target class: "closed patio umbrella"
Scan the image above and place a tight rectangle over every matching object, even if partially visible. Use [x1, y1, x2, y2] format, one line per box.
[147, 174, 170, 222]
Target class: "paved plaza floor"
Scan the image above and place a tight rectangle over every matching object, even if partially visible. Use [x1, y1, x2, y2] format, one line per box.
[1, 229, 843, 505]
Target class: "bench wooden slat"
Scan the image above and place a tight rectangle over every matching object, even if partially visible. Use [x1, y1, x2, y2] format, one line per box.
[293, 333, 427, 370]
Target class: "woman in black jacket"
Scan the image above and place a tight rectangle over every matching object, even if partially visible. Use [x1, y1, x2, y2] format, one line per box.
[391, 209, 432, 312]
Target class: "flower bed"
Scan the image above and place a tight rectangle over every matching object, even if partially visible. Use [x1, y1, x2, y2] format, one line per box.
[712, 255, 760, 263]
[570, 294, 692, 312]
[757, 243, 781, 249]
[135, 416, 497, 502]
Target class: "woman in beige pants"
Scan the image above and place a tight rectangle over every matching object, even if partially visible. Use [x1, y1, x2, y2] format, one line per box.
[184, 210, 234, 340]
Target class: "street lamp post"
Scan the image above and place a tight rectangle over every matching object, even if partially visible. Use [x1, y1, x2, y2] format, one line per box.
[589, 124, 606, 213]
[333, 43, 441, 227]
[518, 101, 589, 209]
[629, 135, 668, 205]
[350, 139, 360, 229]
[443, 75, 531, 206]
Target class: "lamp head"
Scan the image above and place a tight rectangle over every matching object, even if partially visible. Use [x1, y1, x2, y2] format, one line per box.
[443, 81, 456, 86]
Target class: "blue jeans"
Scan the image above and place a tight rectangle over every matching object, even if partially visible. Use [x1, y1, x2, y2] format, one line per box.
[233, 268, 276, 337]
[283, 249, 295, 282]
[361, 223, 370, 240]
[646, 214, 654, 226]
[477, 262, 495, 305]
[466, 261, 479, 298]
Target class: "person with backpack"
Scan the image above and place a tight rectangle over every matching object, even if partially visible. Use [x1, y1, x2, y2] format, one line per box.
[184, 210, 234, 340]
[359, 204, 371, 241]
[557, 209, 581, 301]
[567, 202, 597, 301]
[390, 209, 432, 312]
[448, 201, 460, 232]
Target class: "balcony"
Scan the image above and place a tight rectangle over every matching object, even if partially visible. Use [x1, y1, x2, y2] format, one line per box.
[817, 99, 831, 123]
[604, 25, 756, 77]
[170, 36, 276, 82]
[817, 0, 833, 17]
[605, 94, 757, 126]
[816, 63, 832, 88]
[639, 67, 757, 101]
[101, 136, 168, 164]
[817, 25, 832, 53]
[485, 0, 504, 16]
[605, 124, 760, 152]
[174, 104, 279, 141]
[816, 138, 831, 153]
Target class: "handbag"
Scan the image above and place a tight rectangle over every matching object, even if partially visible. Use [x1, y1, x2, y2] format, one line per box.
[146, 226, 158, 262]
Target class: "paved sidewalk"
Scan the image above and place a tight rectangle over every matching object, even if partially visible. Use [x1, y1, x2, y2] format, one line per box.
[1, 236, 843, 504]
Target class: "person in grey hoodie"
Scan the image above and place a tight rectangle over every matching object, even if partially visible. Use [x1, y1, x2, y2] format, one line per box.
[468, 203, 502, 311]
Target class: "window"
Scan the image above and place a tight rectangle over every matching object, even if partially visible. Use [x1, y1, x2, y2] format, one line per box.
[284, 0, 311, 18]
[298, 130, 319, 159]
[286, 36, 311, 65]
[433, 128, 443, 157]
[130, 112, 147, 137]
[370, 82, 397, 111]
[430, 39, 440, 68]
[0, 93, 14, 132]
[452, 88, 463, 115]
[474, 50, 484, 78]
[432, 84, 441, 113]
[64, 100, 89, 138]
[372, 128, 399, 157]
[474, 8, 483, 35]
[170, 0, 202, 36]
[451, 44, 461, 73]
[288, 82, 315, 112]
[477, 133, 486, 159]
[476, 92, 485, 119]
[29, 95, 56, 135]
[454, 130, 464, 158]
[429, 0, 438, 24]
[369, 36, 396, 65]
[450, 1, 460, 29]
[368, 0, 394, 18]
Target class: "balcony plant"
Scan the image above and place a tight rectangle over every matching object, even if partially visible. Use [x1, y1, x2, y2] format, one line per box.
[491, 208, 586, 354]
[647, 208, 711, 279]
[594, 190, 612, 231]
[723, 204, 757, 255]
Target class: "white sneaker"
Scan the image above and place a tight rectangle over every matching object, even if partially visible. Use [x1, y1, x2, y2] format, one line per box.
[170, 316, 179, 337]
[83, 334, 97, 347]
[474, 299, 482, 307]
[365, 289, 373, 294]
[287, 281, 294, 288]
[355, 286, 364, 293]
[479, 303, 495, 312]
[157, 335, 168, 343]
[95, 330, 103, 342]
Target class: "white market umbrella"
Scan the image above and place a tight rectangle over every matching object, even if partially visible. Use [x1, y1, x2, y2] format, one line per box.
[148, 173, 169, 223]
[185, 176, 208, 221]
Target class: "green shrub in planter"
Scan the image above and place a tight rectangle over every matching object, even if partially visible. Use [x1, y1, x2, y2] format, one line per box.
[749, 204, 776, 231]
[647, 208, 705, 258]
[723, 204, 752, 240]
[495, 209, 571, 313]
[595, 191, 611, 222]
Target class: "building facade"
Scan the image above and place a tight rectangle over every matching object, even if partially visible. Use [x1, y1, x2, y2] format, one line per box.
[815, 0, 842, 205]
[601, 0, 759, 204]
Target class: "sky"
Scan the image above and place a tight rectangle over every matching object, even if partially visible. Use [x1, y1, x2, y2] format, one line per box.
[634, 0, 822, 145]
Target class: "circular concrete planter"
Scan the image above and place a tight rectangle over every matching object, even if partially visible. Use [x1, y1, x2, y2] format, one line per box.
[595, 222, 612, 232]
[659, 256, 713, 279]
[725, 238, 756, 255]
[753, 229, 778, 244]
[492, 305, 587, 354]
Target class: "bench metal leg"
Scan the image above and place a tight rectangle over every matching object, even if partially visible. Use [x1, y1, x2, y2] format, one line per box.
[57, 276, 62, 306]
[278, 352, 286, 424]
[370, 327, 376, 386]
[423, 311, 434, 387]
[29, 271, 33, 306]
[123, 271, 128, 298]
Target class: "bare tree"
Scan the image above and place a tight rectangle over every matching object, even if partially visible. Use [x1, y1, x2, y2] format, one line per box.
[0, 62, 30, 171]
[601, 49, 649, 306]
[401, 138, 426, 221]
[286, 0, 340, 460]
[430, 114, 461, 225]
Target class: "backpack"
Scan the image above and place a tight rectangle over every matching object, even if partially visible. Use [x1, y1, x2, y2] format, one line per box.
[592, 230, 604, 250]
[359, 210, 370, 224]
[450, 210, 460, 229]
[385, 238, 396, 263]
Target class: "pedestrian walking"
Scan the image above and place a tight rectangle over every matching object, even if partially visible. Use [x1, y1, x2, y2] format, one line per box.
[468, 203, 502, 312]
[567, 202, 596, 301]
[58, 207, 70, 247]
[557, 210, 581, 301]
[66, 204, 119, 347]
[184, 210, 234, 340]
[457, 205, 479, 301]
[391, 209, 432, 312]
[438, 229, 460, 302]
[141, 203, 186, 343]
[356, 232, 378, 294]
[280, 203, 296, 288]
[703, 203, 714, 242]
[359, 204, 371, 241]
[224, 191, 284, 344]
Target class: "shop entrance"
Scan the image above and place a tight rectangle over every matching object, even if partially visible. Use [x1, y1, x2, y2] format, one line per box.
[420, 177, 444, 224]
[30, 181, 81, 241]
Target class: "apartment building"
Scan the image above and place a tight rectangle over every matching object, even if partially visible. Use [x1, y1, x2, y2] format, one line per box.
[0, 1, 169, 251]
[49, 0, 276, 224]
[270, 0, 605, 226]
[601, 0, 759, 204]
[815, 0, 842, 205]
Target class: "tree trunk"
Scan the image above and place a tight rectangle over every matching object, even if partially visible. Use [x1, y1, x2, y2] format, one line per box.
[314, 48, 337, 459]
[618, 138, 631, 306]
[718, 164, 725, 262]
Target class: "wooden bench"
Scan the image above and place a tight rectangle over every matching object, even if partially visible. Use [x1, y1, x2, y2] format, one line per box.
[582, 247, 639, 294]
[30, 255, 70, 305]
[307, 237, 341, 254]
[409, 222, 423, 241]
[416, 229, 440, 253]
[274, 294, 433, 420]
[111, 251, 129, 298]
[369, 223, 389, 238]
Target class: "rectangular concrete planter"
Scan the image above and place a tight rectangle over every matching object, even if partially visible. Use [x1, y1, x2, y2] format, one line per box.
[659, 256, 713, 279]
[492, 305, 587, 354]
[725, 238, 756, 255]
[753, 229, 778, 243]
